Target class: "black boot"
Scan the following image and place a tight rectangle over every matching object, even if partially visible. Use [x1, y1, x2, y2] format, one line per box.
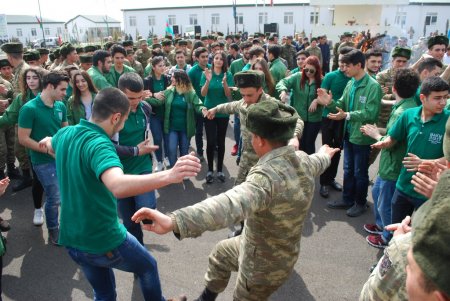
[7, 163, 22, 180]
[12, 168, 32, 192]
[194, 288, 218, 301]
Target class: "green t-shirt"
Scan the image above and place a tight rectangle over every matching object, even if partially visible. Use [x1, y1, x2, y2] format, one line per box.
[18, 94, 67, 165]
[52, 119, 127, 254]
[229, 58, 246, 75]
[170, 92, 187, 131]
[188, 63, 211, 101]
[200, 70, 234, 118]
[321, 69, 351, 117]
[378, 97, 418, 181]
[119, 103, 152, 175]
[152, 78, 166, 118]
[388, 107, 449, 200]
[414, 85, 422, 106]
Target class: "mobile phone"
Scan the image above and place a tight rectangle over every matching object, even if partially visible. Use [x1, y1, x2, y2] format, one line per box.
[142, 219, 153, 225]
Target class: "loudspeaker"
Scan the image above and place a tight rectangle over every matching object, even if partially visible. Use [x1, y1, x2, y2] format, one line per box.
[194, 25, 201, 35]
[263, 23, 278, 34]
[173, 25, 179, 35]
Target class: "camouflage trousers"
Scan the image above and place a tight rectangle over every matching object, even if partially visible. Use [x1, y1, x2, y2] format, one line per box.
[0, 125, 16, 170]
[14, 126, 30, 170]
[205, 235, 286, 301]
[234, 154, 257, 186]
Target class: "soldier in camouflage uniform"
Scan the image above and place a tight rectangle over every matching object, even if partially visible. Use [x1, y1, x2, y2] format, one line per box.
[55, 43, 78, 71]
[337, 32, 355, 55]
[0, 59, 14, 83]
[132, 100, 337, 301]
[207, 71, 304, 186]
[281, 36, 297, 70]
[126, 49, 144, 79]
[135, 39, 152, 68]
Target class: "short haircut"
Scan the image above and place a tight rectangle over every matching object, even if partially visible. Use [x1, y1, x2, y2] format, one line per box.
[420, 76, 450, 97]
[268, 44, 282, 59]
[194, 47, 208, 58]
[364, 49, 382, 60]
[92, 50, 111, 67]
[110, 44, 126, 57]
[340, 49, 365, 69]
[192, 41, 205, 50]
[229, 43, 239, 52]
[393, 68, 420, 99]
[418, 58, 443, 74]
[42, 70, 70, 89]
[248, 46, 265, 58]
[296, 50, 310, 58]
[210, 42, 220, 49]
[239, 41, 253, 51]
[175, 49, 186, 56]
[91, 88, 130, 121]
[339, 46, 354, 56]
[118, 72, 144, 93]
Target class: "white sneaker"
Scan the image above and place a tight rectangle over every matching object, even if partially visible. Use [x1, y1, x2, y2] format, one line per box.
[164, 157, 171, 168]
[33, 208, 44, 226]
[155, 161, 164, 172]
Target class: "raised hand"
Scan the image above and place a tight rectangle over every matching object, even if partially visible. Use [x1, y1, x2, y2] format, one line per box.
[131, 208, 174, 234]
[316, 88, 332, 106]
[204, 69, 212, 82]
[167, 151, 201, 182]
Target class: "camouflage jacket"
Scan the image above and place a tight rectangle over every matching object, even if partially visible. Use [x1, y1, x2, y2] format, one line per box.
[360, 233, 410, 301]
[135, 49, 152, 67]
[0, 77, 13, 100]
[281, 44, 297, 70]
[305, 45, 322, 65]
[12, 61, 30, 98]
[130, 60, 144, 78]
[215, 93, 304, 171]
[172, 145, 330, 285]
[376, 68, 396, 129]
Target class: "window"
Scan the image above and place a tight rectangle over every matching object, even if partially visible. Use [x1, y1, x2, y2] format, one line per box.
[237, 13, 243, 25]
[394, 12, 406, 28]
[284, 12, 293, 25]
[31, 28, 37, 36]
[168, 15, 176, 26]
[148, 16, 155, 26]
[310, 12, 319, 25]
[16, 28, 22, 37]
[57, 27, 62, 35]
[425, 13, 437, 26]
[211, 14, 220, 25]
[45, 28, 50, 35]
[259, 12, 268, 25]
[189, 14, 198, 25]
[129, 16, 136, 27]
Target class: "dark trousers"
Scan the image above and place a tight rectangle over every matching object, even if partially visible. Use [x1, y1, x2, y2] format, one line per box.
[320, 118, 344, 185]
[32, 168, 44, 209]
[391, 189, 426, 224]
[342, 135, 371, 206]
[204, 117, 229, 172]
[300, 121, 322, 155]
[195, 113, 204, 156]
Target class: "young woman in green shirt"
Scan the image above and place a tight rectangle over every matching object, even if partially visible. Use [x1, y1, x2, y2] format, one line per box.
[200, 51, 234, 183]
[251, 58, 275, 96]
[66, 70, 97, 125]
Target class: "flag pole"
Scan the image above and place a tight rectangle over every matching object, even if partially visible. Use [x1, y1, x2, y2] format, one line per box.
[37, 0, 46, 46]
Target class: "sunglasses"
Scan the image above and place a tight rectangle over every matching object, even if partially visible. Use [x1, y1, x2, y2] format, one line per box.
[304, 68, 316, 74]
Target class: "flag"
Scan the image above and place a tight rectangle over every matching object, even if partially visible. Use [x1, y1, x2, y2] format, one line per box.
[165, 20, 174, 35]
[232, 0, 237, 19]
[270, 0, 273, 6]
[36, 16, 43, 30]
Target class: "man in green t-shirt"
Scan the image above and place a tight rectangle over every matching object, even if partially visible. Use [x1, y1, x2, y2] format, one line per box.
[41, 87, 199, 301]
[267, 44, 287, 86]
[87, 50, 113, 91]
[105, 44, 136, 88]
[372, 76, 449, 225]
[18, 71, 69, 245]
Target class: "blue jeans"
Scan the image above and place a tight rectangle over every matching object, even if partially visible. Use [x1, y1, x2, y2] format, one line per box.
[233, 114, 241, 145]
[117, 174, 156, 246]
[342, 136, 371, 206]
[195, 113, 204, 156]
[33, 161, 60, 230]
[67, 232, 164, 301]
[167, 130, 189, 168]
[391, 189, 426, 224]
[371, 176, 396, 241]
[150, 115, 168, 162]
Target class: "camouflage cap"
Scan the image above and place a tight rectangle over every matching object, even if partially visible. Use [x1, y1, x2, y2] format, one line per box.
[225, 35, 233, 40]
[122, 40, 134, 47]
[152, 43, 162, 49]
[161, 39, 172, 46]
[234, 70, 264, 88]
[246, 101, 298, 142]
[76, 47, 84, 54]
[37, 48, 50, 55]
[0, 59, 11, 68]
[443, 117, 450, 161]
[200, 36, 208, 41]
[23, 50, 41, 61]
[1, 42, 24, 54]
[178, 40, 188, 46]
[84, 45, 97, 53]
[138, 39, 147, 45]
[103, 42, 114, 50]
[342, 32, 353, 37]
[411, 174, 450, 296]
[427, 35, 449, 49]
[52, 48, 61, 57]
[79, 55, 93, 64]
[125, 49, 135, 55]
[392, 46, 411, 59]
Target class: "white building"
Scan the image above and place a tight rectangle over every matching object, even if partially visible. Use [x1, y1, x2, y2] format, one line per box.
[122, 0, 450, 43]
[4, 15, 64, 46]
[65, 15, 121, 43]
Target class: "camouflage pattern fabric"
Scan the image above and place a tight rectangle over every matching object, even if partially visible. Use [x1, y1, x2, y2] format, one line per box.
[12, 61, 30, 99]
[135, 49, 152, 68]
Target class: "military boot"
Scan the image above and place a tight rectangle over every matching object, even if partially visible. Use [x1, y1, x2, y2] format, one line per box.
[12, 168, 32, 192]
[194, 288, 218, 301]
[7, 163, 22, 180]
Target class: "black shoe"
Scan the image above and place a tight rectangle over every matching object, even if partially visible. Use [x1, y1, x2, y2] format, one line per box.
[327, 200, 353, 209]
[206, 171, 214, 184]
[0, 218, 10, 232]
[7, 164, 21, 180]
[319, 185, 329, 198]
[12, 176, 32, 192]
[194, 288, 218, 301]
[217, 172, 225, 183]
[346, 203, 367, 217]
[330, 181, 343, 191]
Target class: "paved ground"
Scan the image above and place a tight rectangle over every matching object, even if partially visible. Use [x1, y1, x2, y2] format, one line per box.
[0, 120, 383, 300]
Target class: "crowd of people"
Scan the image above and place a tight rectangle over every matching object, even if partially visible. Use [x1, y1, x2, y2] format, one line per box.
[0, 28, 449, 300]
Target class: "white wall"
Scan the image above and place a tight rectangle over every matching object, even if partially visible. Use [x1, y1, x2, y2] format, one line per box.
[7, 23, 64, 45]
[66, 17, 121, 42]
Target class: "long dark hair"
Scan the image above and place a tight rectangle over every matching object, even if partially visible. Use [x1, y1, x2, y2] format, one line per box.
[20, 67, 45, 102]
[172, 70, 193, 94]
[72, 70, 97, 108]
[300, 56, 322, 90]
[212, 51, 228, 73]
[251, 58, 275, 96]
[151, 56, 165, 77]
